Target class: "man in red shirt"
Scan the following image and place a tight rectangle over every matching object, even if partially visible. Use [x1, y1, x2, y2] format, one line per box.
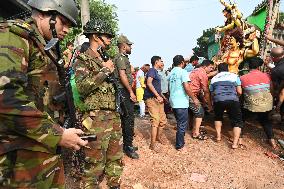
[189, 60, 214, 140]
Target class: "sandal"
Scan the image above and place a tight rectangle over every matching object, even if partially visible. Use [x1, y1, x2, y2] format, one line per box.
[192, 134, 208, 140]
[264, 151, 279, 159]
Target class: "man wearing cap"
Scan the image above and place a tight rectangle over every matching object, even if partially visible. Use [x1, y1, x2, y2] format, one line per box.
[73, 17, 123, 189]
[0, 0, 88, 188]
[113, 34, 139, 159]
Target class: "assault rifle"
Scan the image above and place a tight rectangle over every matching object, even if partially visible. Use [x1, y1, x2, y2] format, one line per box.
[44, 38, 97, 142]
[97, 47, 129, 116]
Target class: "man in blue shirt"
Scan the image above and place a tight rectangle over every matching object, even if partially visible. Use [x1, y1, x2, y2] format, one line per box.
[168, 55, 199, 151]
[144, 56, 168, 151]
[210, 63, 243, 149]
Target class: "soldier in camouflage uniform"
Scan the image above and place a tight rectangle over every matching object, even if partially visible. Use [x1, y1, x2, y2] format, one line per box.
[73, 18, 123, 189]
[0, 0, 88, 188]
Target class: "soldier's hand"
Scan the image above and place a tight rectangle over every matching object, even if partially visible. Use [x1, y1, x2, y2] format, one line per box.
[103, 60, 115, 73]
[59, 128, 88, 151]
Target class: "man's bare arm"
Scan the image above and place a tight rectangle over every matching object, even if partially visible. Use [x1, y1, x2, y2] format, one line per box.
[147, 77, 163, 102]
[204, 89, 213, 111]
[183, 82, 200, 106]
[266, 34, 284, 46]
[236, 86, 242, 96]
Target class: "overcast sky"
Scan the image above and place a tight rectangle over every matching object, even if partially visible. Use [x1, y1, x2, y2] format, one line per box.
[105, 0, 284, 69]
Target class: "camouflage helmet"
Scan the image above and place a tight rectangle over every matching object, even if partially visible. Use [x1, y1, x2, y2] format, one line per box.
[83, 18, 115, 38]
[27, 0, 78, 26]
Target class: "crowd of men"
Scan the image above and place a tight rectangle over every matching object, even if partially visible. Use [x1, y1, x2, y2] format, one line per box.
[0, 0, 283, 188]
[133, 53, 283, 152]
[133, 51, 283, 152]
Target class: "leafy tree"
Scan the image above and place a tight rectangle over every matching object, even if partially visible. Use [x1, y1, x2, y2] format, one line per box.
[279, 12, 284, 23]
[62, 0, 119, 57]
[192, 28, 216, 59]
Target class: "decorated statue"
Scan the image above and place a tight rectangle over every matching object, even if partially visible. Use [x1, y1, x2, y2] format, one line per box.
[221, 29, 244, 74]
[243, 25, 260, 58]
[215, 0, 261, 75]
[216, 0, 243, 33]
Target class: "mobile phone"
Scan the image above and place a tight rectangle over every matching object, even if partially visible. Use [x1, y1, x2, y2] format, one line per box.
[80, 134, 97, 142]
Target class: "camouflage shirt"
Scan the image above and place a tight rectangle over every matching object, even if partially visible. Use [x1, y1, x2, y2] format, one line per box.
[0, 19, 64, 155]
[113, 53, 133, 89]
[74, 48, 116, 113]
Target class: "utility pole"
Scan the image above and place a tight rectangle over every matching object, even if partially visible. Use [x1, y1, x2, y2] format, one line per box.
[74, 0, 90, 47]
[81, 0, 90, 28]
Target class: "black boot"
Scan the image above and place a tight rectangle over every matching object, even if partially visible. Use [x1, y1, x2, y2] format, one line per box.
[123, 146, 139, 159]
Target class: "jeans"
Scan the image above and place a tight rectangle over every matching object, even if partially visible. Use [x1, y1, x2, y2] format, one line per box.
[173, 108, 189, 149]
[120, 88, 135, 147]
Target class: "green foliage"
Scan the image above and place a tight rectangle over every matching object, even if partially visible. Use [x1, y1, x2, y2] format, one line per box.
[89, 0, 119, 58]
[192, 28, 215, 59]
[61, 0, 119, 57]
[89, 0, 119, 33]
[279, 12, 284, 23]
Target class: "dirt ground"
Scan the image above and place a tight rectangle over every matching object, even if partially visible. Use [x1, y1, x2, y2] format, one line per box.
[66, 112, 284, 189]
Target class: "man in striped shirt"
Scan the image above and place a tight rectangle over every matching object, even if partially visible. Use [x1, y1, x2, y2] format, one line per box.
[240, 57, 276, 148]
[210, 63, 243, 149]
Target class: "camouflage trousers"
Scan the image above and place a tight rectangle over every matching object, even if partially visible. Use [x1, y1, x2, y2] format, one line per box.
[80, 110, 123, 189]
[0, 150, 65, 189]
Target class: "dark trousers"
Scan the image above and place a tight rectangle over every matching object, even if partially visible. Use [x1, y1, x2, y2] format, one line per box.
[173, 108, 189, 149]
[242, 109, 274, 139]
[214, 100, 244, 128]
[120, 88, 135, 147]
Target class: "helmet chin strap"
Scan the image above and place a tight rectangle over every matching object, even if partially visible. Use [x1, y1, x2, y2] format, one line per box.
[49, 14, 58, 38]
[49, 14, 62, 60]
